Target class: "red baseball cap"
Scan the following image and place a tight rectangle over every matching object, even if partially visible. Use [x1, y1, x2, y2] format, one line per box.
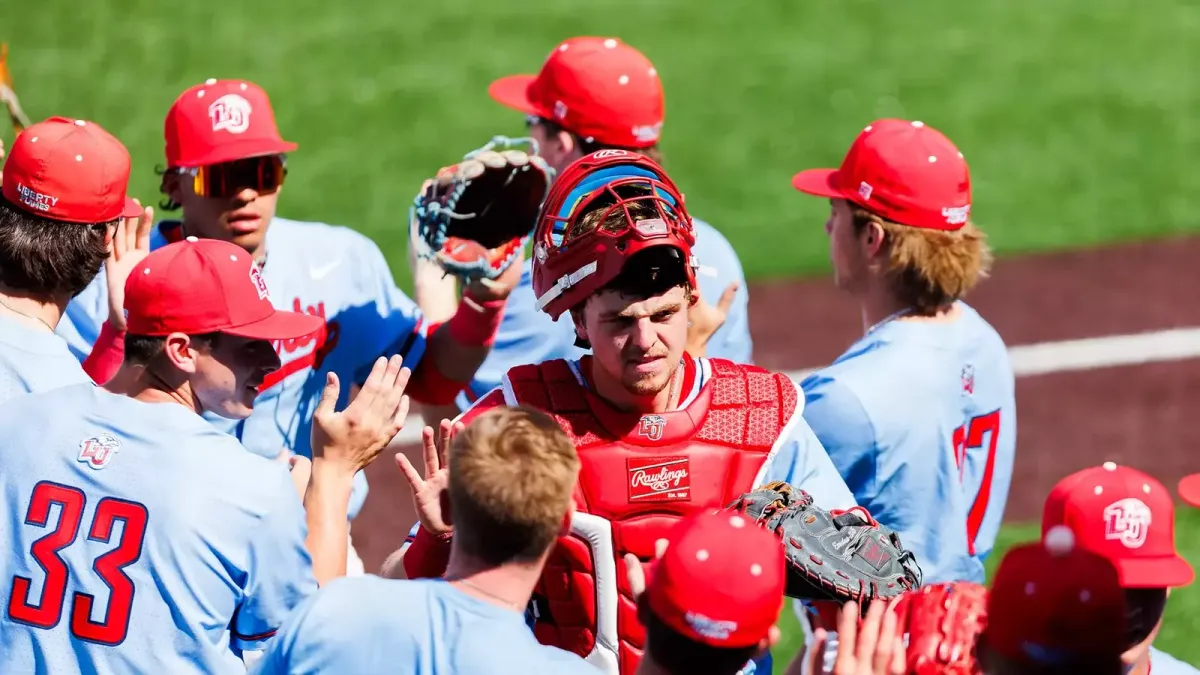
[124, 236, 322, 340]
[1178, 474, 1200, 508]
[489, 37, 664, 148]
[2, 117, 142, 223]
[164, 79, 298, 168]
[1042, 462, 1194, 588]
[791, 118, 972, 231]
[646, 511, 785, 648]
[985, 526, 1127, 667]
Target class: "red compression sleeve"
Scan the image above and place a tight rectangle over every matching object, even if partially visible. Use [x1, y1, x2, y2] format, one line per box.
[446, 294, 504, 347]
[406, 294, 505, 405]
[403, 527, 453, 579]
[83, 320, 125, 385]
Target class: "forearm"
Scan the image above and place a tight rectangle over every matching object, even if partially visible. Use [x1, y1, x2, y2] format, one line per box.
[302, 460, 355, 586]
[82, 320, 125, 385]
[410, 258, 459, 324]
[401, 526, 453, 579]
[379, 542, 411, 579]
[409, 294, 503, 404]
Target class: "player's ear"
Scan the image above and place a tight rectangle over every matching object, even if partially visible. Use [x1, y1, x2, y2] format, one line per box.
[570, 308, 589, 344]
[162, 333, 200, 374]
[862, 220, 886, 257]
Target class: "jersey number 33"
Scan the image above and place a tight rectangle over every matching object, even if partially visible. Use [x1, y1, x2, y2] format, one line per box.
[7, 481, 149, 646]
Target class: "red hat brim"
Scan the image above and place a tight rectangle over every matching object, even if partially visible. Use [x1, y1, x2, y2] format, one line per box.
[488, 74, 541, 117]
[221, 310, 324, 342]
[791, 168, 842, 199]
[1179, 474, 1200, 508]
[1114, 553, 1195, 589]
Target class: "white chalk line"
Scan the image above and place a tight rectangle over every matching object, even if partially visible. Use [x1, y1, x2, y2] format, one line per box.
[389, 327, 1200, 445]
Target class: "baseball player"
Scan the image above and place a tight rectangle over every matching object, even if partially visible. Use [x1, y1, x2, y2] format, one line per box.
[625, 511, 788, 675]
[1041, 463, 1199, 675]
[981, 527, 1130, 675]
[393, 149, 856, 675]
[0, 237, 412, 673]
[790, 119, 1016, 585]
[412, 36, 752, 425]
[57, 79, 520, 569]
[251, 406, 598, 675]
[0, 117, 144, 402]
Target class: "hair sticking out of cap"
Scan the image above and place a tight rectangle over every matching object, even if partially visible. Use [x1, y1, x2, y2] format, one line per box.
[1043, 525, 1076, 557]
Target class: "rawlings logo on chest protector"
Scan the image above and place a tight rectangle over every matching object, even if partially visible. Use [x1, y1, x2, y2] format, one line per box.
[628, 457, 690, 502]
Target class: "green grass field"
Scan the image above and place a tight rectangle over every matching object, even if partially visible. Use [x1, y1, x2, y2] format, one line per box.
[4, 0, 1199, 669]
[3, 0, 1199, 284]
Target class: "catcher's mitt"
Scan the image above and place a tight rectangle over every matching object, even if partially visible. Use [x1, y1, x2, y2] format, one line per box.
[410, 136, 553, 283]
[901, 582, 986, 675]
[727, 482, 923, 605]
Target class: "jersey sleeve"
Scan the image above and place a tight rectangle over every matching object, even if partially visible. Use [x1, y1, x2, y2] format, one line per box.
[57, 273, 109, 361]
[250, 578, 416, 675]
[691, 219, 753, 364]
[352, 237, 429, 385]
[799, 372, 879, 505]
[759, 408, 857, 511]
[232, 469, 319, 651]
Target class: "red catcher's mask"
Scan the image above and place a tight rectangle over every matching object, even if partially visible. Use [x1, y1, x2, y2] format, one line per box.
[531, 149, 698, 320]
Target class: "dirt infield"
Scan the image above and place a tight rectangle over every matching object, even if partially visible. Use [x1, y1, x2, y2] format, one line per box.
[352, 235, 1200, 573]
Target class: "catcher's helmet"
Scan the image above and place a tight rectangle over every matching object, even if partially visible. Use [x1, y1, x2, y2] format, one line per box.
[531, 149, 697, 320]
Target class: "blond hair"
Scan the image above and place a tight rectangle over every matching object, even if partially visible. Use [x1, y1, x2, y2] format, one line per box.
[449, 406, 580, 565]
[853, 208, 993, 313]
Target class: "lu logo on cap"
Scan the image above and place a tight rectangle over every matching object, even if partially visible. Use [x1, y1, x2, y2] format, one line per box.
[209, 94, 252, 134]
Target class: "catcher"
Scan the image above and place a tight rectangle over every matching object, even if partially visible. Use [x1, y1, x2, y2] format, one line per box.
[388, 149, 919, 675]
[57, 79, 545, 573]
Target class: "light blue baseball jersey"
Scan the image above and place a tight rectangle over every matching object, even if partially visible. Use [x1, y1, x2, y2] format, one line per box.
[251, 576, 598, 675]
[451, 218, 753, 411]
[0, 314, 91, 405]
[800, 302, 1015, 584]
[1150, 647, 1200, 674]
[58, 217, 429, 520]
[0, 382, 316, 675]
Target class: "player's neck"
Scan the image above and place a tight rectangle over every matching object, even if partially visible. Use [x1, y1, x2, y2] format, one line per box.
[588, 357, 685, 415]
[117, 368, 204, 414]
[0, 286, 66, 333]
[1124, 646, 1152, 675]
[443, 550, 540, 614]
[858, 283, 957, 334]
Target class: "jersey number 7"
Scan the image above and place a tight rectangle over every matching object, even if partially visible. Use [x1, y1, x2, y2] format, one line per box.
[952, 410, 1001, 556]
[7, 481, 149, 646]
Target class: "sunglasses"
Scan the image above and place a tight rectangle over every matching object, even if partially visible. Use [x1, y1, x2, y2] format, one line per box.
[183, 154, 287, 199]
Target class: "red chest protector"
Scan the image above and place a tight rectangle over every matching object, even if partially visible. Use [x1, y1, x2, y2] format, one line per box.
[503, 357, 798, 675]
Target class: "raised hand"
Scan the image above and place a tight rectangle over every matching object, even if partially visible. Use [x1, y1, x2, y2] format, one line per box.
[396, 418, 461, 537]
[826, 600, 906, 675]
[311, 355, 412, 474]
[105, 203, 154, 330]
